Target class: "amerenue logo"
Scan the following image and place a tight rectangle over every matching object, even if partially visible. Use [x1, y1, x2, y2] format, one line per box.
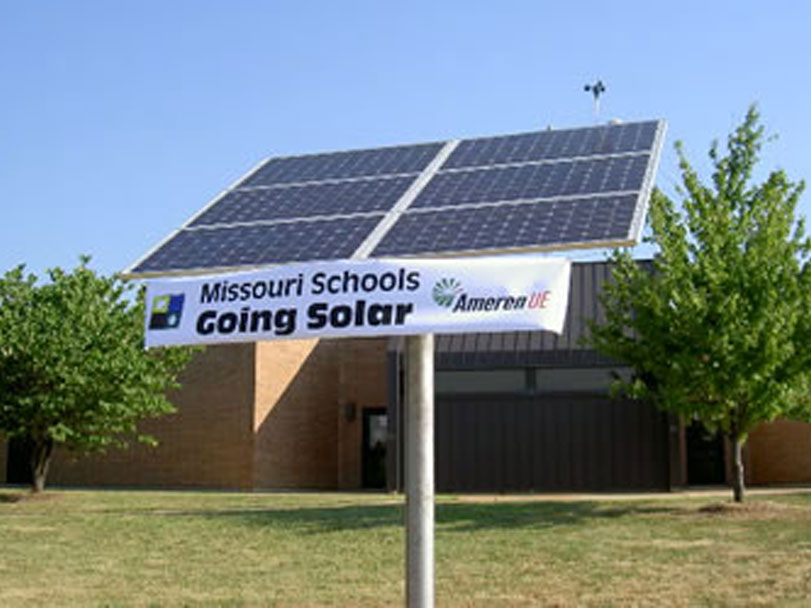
[433, 277, 553, 315]
[149, 294, 185, 330]
[432, 278, 463, 307]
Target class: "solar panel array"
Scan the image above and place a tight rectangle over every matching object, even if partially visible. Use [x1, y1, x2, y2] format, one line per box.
[127, 120, 664, 276]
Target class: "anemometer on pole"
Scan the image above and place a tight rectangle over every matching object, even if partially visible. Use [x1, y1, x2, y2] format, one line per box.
[584, 79, 606, 120]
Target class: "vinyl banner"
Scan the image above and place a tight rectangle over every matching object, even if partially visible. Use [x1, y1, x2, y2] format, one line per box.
[144, 255, 571, 348]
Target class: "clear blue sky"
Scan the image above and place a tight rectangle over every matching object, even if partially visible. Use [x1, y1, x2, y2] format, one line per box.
[2, 1, 810, 277]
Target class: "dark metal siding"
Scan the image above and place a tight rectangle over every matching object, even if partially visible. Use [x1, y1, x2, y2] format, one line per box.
[387, 260, 674, 493]
[434, 394, 670, 492]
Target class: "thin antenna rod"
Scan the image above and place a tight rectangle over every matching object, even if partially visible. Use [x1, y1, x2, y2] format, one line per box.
[584, 79, 606, 122]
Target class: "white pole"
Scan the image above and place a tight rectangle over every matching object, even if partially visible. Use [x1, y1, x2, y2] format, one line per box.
[405, 333, 434, 608]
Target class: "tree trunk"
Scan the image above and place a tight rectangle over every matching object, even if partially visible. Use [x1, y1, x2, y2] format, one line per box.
[29, 438, 54, 494]
[730, 435, 745, 503]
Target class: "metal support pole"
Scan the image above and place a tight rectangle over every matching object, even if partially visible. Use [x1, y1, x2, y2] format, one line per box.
[405, 333, 434, 608]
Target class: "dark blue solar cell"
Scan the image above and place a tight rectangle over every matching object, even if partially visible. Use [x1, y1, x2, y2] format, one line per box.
[372, 195, 638, 257]
[413, 155, 649, 209]
[132, 216, 384, 273]
[190, 176, 415, 227]
[239, 142, 444, 187]
[444, 121, 659, 169]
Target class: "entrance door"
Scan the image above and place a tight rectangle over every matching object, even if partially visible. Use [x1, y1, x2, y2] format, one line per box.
[686, 421, 726, 485]
[6, 437, 33, 485]
[362, 408, 387, 489]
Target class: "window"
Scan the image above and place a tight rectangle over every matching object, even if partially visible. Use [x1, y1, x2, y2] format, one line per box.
[435, 369, 527, 394]
[534, 367, 631, 393]
[434, 367, 633, 395]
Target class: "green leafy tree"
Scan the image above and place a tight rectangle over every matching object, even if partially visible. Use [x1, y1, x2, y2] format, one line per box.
[590, 107, 811, 502]
[0, 257, 196, 493]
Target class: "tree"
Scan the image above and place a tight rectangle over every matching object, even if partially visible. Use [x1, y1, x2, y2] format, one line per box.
[590, 107, 811, 502]
[0, 257, 196, 493]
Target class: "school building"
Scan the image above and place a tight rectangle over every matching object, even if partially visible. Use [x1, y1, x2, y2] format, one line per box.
[3, 261, 809, 492]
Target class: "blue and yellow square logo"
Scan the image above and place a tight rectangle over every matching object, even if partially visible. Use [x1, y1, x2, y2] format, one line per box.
[149, 294, 185, 330]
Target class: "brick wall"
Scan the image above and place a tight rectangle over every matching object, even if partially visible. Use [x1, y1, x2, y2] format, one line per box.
[47, 344, 256, 489]
[252, 339, 340, 489]
[747, 419, 811, 485]
[36, 337, 385, 491]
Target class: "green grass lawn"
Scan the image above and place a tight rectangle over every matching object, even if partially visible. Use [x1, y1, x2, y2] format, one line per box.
[0, 489, 810, 606]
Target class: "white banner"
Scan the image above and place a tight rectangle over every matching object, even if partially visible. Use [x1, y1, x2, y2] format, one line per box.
[143, 255, 571, 348]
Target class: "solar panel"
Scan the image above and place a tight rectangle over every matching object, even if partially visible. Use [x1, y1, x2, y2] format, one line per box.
[443, 121, 658, 169]
[125, 120, 665, 277]
[133, 216, 383, 273]
[372, 195, 638, 257]
[411, 155, 650, 209]
[189, 176, 415, 226]
[239, 142, 444, 187]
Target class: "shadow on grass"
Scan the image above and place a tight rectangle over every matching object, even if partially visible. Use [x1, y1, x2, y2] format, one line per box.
[177, 500, 676, 534]
[0, 493, 25, 503]
[0, 491, 60, 504]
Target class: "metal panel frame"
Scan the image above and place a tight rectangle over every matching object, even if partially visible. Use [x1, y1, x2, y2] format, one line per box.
[627, 120, 668, 243]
